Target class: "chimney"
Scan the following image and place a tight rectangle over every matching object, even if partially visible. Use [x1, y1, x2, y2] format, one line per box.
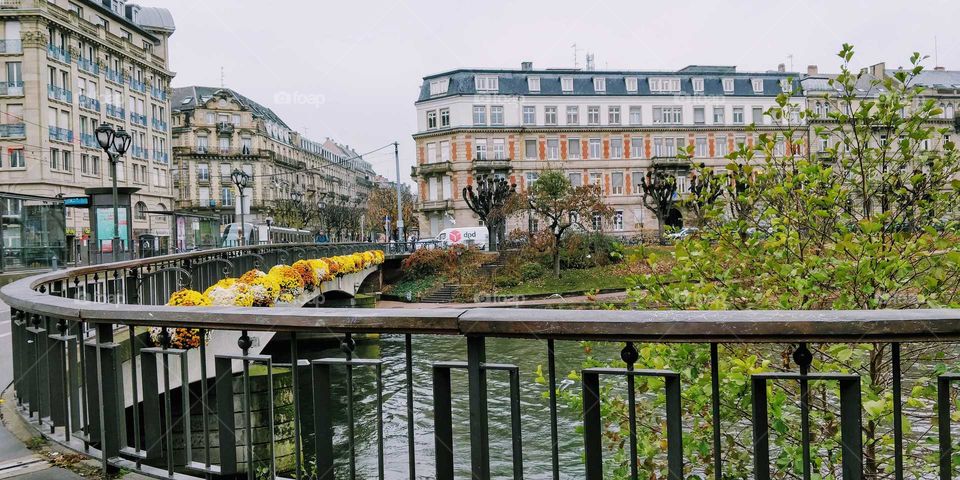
[521, 61, 533, 71]
[778, 63, 785, 73]
[807, 65, 818, 75]
[870, 62, 886, 78]
[935, 66, 946, 71]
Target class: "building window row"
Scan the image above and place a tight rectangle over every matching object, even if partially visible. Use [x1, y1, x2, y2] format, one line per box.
[419, 133, 800, 164]
[463, 104, 772, 127]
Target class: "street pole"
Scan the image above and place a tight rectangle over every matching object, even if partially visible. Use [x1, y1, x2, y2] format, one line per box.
[238, 191, 245, 246]
[110, 152, 120, 257]
[394, 142, 405, 248]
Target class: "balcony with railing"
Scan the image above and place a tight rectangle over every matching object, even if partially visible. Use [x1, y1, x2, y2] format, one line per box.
[411, 160, 453, 177]
[78, 94, 100, 112]
[80, 132, 98, 149]
[0, 244, 956, 480]
[0, 81, 23, 96]
[48, 126, 73, 143]
[129, 78, 147, 94]
[46, 44, 70, 63]
[152, 118, 167, 132]
[47, 84, 72, 104]
[216, 121, 235, 135]
[0, 39, 21, 54]
[651, 155, 692, 169]
[0, 122, 25, 138]
[77, 57, 100, 75]
[418, 199, 452, 211]
[106, 103, 125, 120]
[130, 145, 147, 159]
[472, 157, 512, 172]
[131, 113, 148, 127]
[150, 86, 167, 101]
[105, 68, 124, 85]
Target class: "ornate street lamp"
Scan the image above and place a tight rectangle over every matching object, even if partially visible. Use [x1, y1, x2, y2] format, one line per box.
[231, 168, 249, 245]
[95, 122, 131, 256]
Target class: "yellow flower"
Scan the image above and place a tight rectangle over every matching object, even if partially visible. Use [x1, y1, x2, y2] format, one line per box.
[249, 274, 280, 306]
[203, 277, 238, 297]
[270, 265, 305, 298]
[167, 289, 211, 306]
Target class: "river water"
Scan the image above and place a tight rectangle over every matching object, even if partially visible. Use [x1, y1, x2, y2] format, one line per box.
[271, 334, 623, 480]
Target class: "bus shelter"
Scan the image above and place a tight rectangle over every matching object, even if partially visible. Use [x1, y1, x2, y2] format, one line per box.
[0, 192, 66, 272]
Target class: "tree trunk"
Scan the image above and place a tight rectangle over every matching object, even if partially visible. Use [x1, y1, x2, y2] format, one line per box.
[553, 235, 562, 278]
[657, 212, 666, 245]
[487, 223, 498, 252]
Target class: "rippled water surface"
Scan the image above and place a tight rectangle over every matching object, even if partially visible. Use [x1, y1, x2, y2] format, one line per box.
[270, 334, 620, 479]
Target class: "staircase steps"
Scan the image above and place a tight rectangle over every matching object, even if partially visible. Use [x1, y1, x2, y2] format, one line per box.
[421, 283, 459, 303]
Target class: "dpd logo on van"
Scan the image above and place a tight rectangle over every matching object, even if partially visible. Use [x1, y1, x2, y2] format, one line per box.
[449, 230, 462, 243]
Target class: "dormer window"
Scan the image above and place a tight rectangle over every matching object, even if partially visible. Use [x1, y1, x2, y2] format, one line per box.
[528, 76, 540, 92]
[692, 78, 704, 93]
[475, 75, 499, 92]
[593, 77, 606, 92]
[429, 78, 449, 96]
[722, 78, 735, 93]
[752, 78, 764, 93]
[649, 77, 680, 93]
[561, 77, 574, 93]
[625, 77, 638, 92]
[780, 79, 791, 93]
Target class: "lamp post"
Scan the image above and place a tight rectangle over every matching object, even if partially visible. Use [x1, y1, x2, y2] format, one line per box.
[265, 217, 273, 244]
[317, 193, 328, 242]
[231, 168, 249, 246]
[95, 122, 131, 257]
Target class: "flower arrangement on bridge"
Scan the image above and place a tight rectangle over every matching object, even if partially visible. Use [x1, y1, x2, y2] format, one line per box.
[239, 269, 265, 284]
[361, 251, 375, 268]
[308, 258, 331, 282]
[153, 289, 212, 349]
[269, 265, 306, 302]
[167, 289, 211, 307]
[205, 278, 255, 307]
[164, 249, 384, 309]
[237, 269, 281, 307]
[291, 260, 319, 291]
[325, 257, 341, 276]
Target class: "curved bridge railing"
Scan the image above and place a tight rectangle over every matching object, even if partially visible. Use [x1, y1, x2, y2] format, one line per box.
[2, 244, 960, 480]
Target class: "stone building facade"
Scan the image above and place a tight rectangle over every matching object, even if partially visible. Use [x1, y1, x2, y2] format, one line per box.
[0, 0, 175, 246]
[412, 63, 801, 238]
[171, 86, 377, 228]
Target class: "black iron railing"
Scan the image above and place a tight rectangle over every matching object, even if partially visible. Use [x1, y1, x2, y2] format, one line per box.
[2, 243, 960, 480]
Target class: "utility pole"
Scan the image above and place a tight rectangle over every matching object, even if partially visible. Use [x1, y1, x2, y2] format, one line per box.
[394, 142, 405, 247]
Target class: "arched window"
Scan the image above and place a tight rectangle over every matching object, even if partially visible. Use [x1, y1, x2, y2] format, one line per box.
[814, 102, 822, 116]
[940, 103, 947, 118]
[947, 103, 956, 119]
[134, 201, 147, 220]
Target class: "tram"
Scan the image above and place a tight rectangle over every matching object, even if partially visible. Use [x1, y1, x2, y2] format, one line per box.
[221, 223, 313, 246]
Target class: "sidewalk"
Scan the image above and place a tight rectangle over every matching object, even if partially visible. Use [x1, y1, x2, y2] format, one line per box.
[0, 298, 148, 479]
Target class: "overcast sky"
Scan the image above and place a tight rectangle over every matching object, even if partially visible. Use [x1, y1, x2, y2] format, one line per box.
[161, 0, 960, 186]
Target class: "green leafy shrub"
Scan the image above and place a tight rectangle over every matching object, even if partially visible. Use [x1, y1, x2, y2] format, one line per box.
[519, 262, 546, 281]
[559, 232, 624, 269]
[400, 248, 451, 279]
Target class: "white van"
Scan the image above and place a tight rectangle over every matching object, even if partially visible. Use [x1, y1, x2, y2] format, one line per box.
[436, 227, 488, 250]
